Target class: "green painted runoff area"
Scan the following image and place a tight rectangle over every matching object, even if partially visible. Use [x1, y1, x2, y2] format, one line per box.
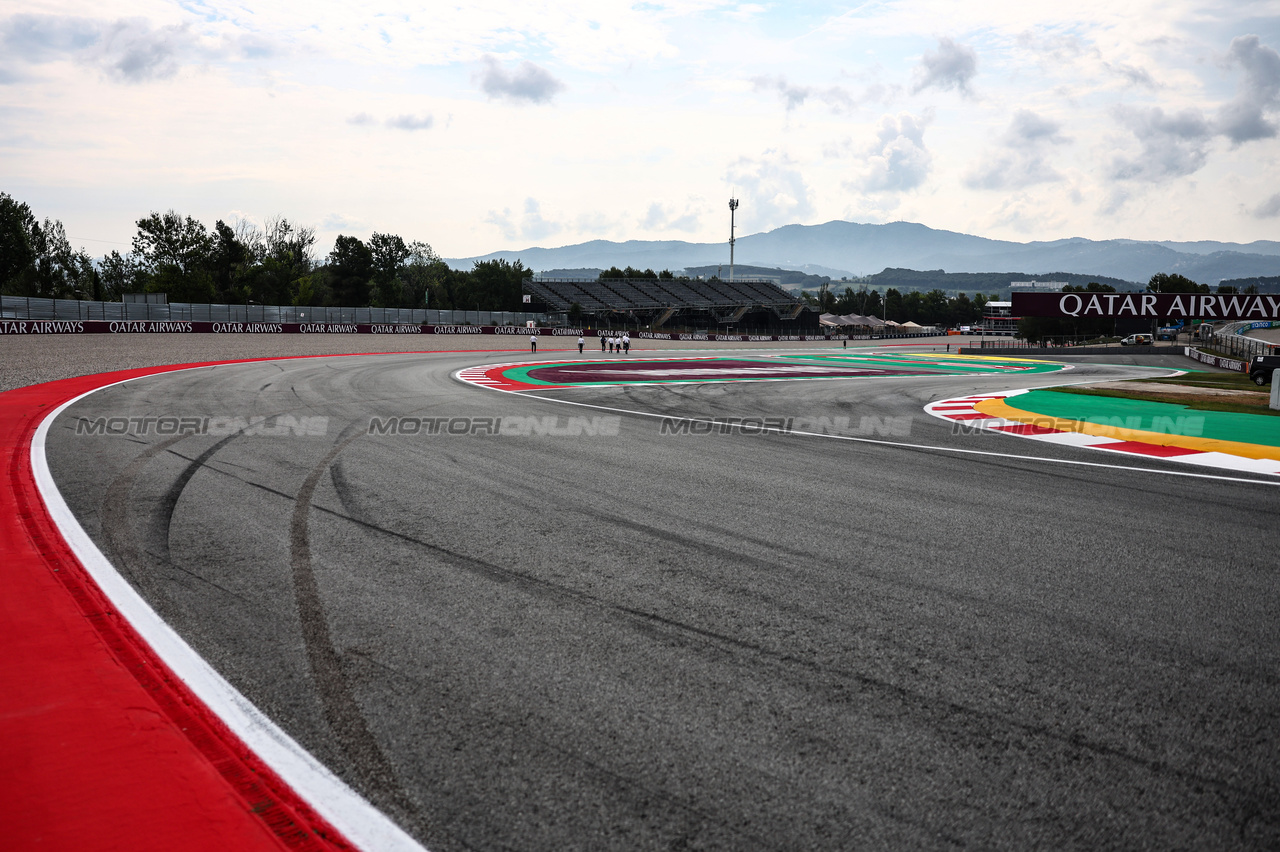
[501, 354, 1065, 387]
[792, 354, 1063, 374]
[1006, 390, 1280, 447]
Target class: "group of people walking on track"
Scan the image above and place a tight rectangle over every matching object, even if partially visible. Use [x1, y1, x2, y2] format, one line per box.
[537, 333, 632, 354]
[599, 333, 630, 354]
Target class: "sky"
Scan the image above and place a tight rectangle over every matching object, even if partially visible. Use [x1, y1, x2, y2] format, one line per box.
[2, 0, 1279, 261]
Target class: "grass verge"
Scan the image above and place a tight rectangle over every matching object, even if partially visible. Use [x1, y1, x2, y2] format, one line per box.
[1052, 384, 1279, 416]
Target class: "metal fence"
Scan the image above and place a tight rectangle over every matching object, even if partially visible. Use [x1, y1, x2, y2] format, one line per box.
[1205, 321, 1279, 360]
[0, 296, 551, 327]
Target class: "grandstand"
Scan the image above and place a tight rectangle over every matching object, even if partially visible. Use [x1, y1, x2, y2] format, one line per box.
[523, 277, 816, 330]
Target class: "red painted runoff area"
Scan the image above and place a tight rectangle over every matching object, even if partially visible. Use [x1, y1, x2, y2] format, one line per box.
[0, 356, 432, 850]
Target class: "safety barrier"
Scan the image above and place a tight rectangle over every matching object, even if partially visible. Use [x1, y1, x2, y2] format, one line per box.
[1205, 321, 1278, 360]
[0, 295, 549, 328]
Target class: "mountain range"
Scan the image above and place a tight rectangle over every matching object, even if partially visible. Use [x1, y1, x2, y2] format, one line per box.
[445, 220, 1280, 285]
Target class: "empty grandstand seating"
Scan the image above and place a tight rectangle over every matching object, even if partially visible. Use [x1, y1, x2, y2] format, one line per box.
[522, 276, 815, 330]
[525, 278, 802, 313]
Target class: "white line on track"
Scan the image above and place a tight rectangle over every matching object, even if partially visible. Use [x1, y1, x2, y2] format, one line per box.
[31, 368, 428, 852]
[456, 375, 1280, 488]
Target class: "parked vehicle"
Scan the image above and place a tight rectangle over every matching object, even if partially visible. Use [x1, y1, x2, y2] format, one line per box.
[1156, 327, 1179, 340]
[1248, 355, 1280, 386]
[1120, 333, 1152, 346]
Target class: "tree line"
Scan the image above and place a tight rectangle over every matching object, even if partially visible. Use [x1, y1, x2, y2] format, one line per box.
[0, 193, 529, 310]
[807, 283, 991, 327]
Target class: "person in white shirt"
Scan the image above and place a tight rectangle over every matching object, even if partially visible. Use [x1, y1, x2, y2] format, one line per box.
[577, 335, 584, 353]
[622, 333, 630, 354]
[530, 334, 537, 353]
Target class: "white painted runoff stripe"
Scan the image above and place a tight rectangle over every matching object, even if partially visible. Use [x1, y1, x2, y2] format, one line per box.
[31, 367, 428, 852]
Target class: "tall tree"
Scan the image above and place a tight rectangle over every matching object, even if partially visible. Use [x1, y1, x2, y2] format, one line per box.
[256, 217, 316, 305]
[901, 290, 923, 322]
[398, 241, 445, 308]
[862, 289, 883, 318]
[369, 232, 411, 307]
[99, 250, 137, 301]
[884, 288, 905, 322]
[0, 192, 37, 293]
[327, 235, 374, 306]
[469, 258, 529, 311]
[211, 220, 250, 303]
[1147, 272, 1208, 294]
[921, 289, 949, 325]
[130, 210, 215, 302]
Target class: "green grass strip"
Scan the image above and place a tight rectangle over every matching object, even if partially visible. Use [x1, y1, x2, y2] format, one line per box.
[1007, 389, 1280, 446]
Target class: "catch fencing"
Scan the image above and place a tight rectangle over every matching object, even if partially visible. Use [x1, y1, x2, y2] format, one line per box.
[0, 296, 550, 328]
[1204, 321, 1279, 360]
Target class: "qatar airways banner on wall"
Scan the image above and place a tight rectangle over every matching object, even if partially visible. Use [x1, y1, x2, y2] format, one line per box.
[0, 321, 593, 335]
[0, 320, 849, 339]
[1013, 292, 1280, 320]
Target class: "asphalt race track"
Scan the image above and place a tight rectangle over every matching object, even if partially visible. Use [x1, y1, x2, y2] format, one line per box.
[43, 347, 1280, 851]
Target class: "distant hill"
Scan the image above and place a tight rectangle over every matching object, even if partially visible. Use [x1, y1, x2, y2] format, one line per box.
[858, 268, 1139, 296]
[1217, 275, 1280, 293]
[446, 220, 1280, 284]
[681, 265, 833, 290]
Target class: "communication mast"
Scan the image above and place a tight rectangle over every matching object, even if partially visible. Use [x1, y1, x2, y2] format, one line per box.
[728, 198, 739, 282]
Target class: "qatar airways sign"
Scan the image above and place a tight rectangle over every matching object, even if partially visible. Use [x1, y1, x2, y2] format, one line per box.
[1012, 292, 1280, 320]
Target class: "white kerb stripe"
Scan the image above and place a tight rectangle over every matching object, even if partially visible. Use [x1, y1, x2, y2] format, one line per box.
[30, 370, 428, 852]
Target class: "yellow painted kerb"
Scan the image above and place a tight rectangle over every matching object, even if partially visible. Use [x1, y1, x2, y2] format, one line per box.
[972, 397, 1280, 462]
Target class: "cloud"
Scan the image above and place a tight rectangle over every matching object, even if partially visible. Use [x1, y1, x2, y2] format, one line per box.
[1253, 193, 1280, 218]
[0, 13, 200, 83]
[476, 55, 564, 104]
[752, 75, 812, 111]
[988, 193, 1068, 235]
[1105, 36, 1279, 183]
[228, 33, 281, 61]
[912, 37, 977, 97]
[485, 198, 562, 243]
[1217, 34, 1280, 146]
[346, 112, 434, 131]
[0, 13, 100, 62]
[1105, 61, 1159, 89]
[574, 211, 619, 234]
[750, 75, 867, 113]
[386, 113, 433, 131]
[1006, 109, 1067, 145]
[1109, 105, 1213, 181]
[858, 113, 932, 192]
[640, 202, 700, 232]
[965, 110, 1070, 190]
[95, 20, 194, 82]
[321, 213, 366, 232]
[726, 151, 814, 229]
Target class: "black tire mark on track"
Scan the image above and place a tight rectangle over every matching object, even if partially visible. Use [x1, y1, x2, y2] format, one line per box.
[100, 435, 187, 588]
[289, 426, 416, 818]
[145, 431, 244, 562]
[100, 431, 273, 613]
[303, 495, 1277, 820]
